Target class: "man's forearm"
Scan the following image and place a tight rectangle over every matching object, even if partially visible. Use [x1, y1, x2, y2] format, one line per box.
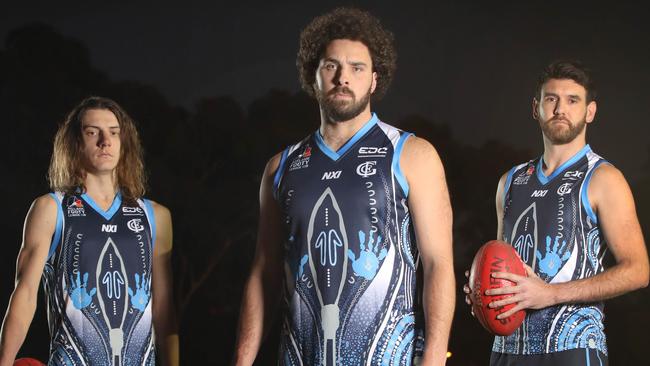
[157, 334, 179, 366]
[421, 261, 455, 365]
[0, 287, 38, 366]
[153, 308, 179, 366]
[233, 272, 266, 366]
[552, 260, 649, 305]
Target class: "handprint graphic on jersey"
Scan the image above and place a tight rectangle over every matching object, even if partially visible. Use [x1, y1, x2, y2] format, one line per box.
[348, 230, 387, 280]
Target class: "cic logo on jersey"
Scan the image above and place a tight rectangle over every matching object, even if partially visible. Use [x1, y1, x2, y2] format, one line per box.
[127, 219, 145, 233]
[356, 161, 377, 178]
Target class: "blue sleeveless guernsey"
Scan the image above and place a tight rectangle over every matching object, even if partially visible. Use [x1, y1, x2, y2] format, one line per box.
[43, 191, 156, 366]
[496, 145, 609, 356]
[273, 114, 424, 366]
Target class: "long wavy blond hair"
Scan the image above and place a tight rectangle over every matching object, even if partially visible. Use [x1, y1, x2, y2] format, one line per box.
[48, 96, 147, 202]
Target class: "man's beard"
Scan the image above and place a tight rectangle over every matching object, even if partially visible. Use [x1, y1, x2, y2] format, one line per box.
[540, 115, 586, 144]
[316, 85, 371, 122]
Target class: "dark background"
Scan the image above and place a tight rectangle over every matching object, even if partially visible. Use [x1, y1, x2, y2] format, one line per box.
[1, 1, 648, 365]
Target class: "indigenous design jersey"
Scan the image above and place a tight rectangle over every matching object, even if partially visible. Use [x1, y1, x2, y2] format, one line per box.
[274, 114, 424, 365]
[43, 192, 156, 366]
[495, 145, 609, 355]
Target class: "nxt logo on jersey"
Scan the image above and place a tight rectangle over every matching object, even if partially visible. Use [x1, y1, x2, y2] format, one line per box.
[101, 224, 117, 233]
[531, 190, 548, 197]
[321, 171, 342, 180]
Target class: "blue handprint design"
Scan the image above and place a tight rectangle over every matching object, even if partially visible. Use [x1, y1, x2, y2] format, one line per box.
[536, 235, 571, 277]
[348, 230, 387, 280]
[69, 272, 96, 310]
[128, 273, 151, 311]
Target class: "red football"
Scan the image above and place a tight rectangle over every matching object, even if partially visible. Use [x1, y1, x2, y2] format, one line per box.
[14, 358, 45, 366]
[469, 240, 526, 336]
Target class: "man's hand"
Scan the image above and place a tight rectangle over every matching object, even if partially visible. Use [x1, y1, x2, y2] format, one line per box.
[486, 265, 556, 319]
[462, 270, 474, 317]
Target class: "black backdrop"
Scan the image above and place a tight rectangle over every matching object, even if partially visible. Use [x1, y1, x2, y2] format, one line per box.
[1, 2, 649, 365]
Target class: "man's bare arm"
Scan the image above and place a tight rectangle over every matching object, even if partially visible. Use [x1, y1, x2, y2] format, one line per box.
[402, 137, 454, 365]
[233, 154, 285, 365]
[0, 195, 57, 366]
[151, 202, 179, 366]
[553, 164, 649, 301]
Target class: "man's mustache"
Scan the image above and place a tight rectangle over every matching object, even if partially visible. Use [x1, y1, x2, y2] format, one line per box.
[328, 87, 355, 98]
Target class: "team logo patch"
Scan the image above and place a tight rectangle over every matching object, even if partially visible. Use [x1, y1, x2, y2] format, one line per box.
[526, 165, 535, 175]
[66, 196, 86, 217]
[513, 164, 535, 185]
[289, 145, 311, 172]
[557, 183, 573, 196]
[127, 218, 145, 233]
[356, 161, 377, 178]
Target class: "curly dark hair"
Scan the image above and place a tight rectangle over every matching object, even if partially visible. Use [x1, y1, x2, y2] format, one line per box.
[297, 7, 397, 100]
[536, 60, 597, 102]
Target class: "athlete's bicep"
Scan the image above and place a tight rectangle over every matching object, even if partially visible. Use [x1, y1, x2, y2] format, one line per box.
[588, 165, 648, 273]
[151, 204, 174, 311]
[16, 195, 58, 292]
[151, 203, 173, 301]
[152, 203, 173, 257]
[255, 153, 285, 274]
[401, 137, 453, 266]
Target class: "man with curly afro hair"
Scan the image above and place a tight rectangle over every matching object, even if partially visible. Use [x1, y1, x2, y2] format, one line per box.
[235, 8, 455, 366]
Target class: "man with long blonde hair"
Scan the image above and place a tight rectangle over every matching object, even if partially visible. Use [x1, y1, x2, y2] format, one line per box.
[0, 97, 179, 366]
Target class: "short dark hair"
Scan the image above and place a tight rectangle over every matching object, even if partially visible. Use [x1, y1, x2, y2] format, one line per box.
[297, 7, 397, 100]
[536, 60, 597, 102]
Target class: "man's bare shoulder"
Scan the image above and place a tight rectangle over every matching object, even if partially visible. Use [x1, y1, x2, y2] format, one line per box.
[261, 152, 284, 181]
[589, 163, 625, 185]
[31, 193, 59, 217]
[400, 135, 442, 169]
[147, 200, 171, 220]
[587, 163, 633, 208]
[402, 135, 438, 155]
[588, 163, 630, 196]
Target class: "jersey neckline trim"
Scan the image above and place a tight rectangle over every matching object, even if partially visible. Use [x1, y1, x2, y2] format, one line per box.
[314, 113, 378, 161]
[81, 191, 123, 220]
[536, 144, 591, 185]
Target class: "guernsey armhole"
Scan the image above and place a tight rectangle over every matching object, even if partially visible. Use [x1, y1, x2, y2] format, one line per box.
[393, 133, 413, 197]
[581, 160, 609, 224]
[143, 199, 157, 248]
[503, 166, 518, 209]
[273, 147, 290, 200]
[47, 193, 64, 260]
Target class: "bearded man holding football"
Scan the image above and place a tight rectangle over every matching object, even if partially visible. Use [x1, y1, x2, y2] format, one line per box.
[464, 60, 648, 366]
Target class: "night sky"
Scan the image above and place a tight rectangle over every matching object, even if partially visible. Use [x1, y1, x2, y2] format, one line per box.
[2, 1, 649, 181]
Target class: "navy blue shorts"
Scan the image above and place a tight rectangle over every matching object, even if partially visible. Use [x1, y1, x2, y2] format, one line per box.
[490, 348, 608, 366]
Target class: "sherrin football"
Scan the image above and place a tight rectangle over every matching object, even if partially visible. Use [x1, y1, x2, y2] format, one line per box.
[469, 240, 526, 336]
[13, 358, 45, 366]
